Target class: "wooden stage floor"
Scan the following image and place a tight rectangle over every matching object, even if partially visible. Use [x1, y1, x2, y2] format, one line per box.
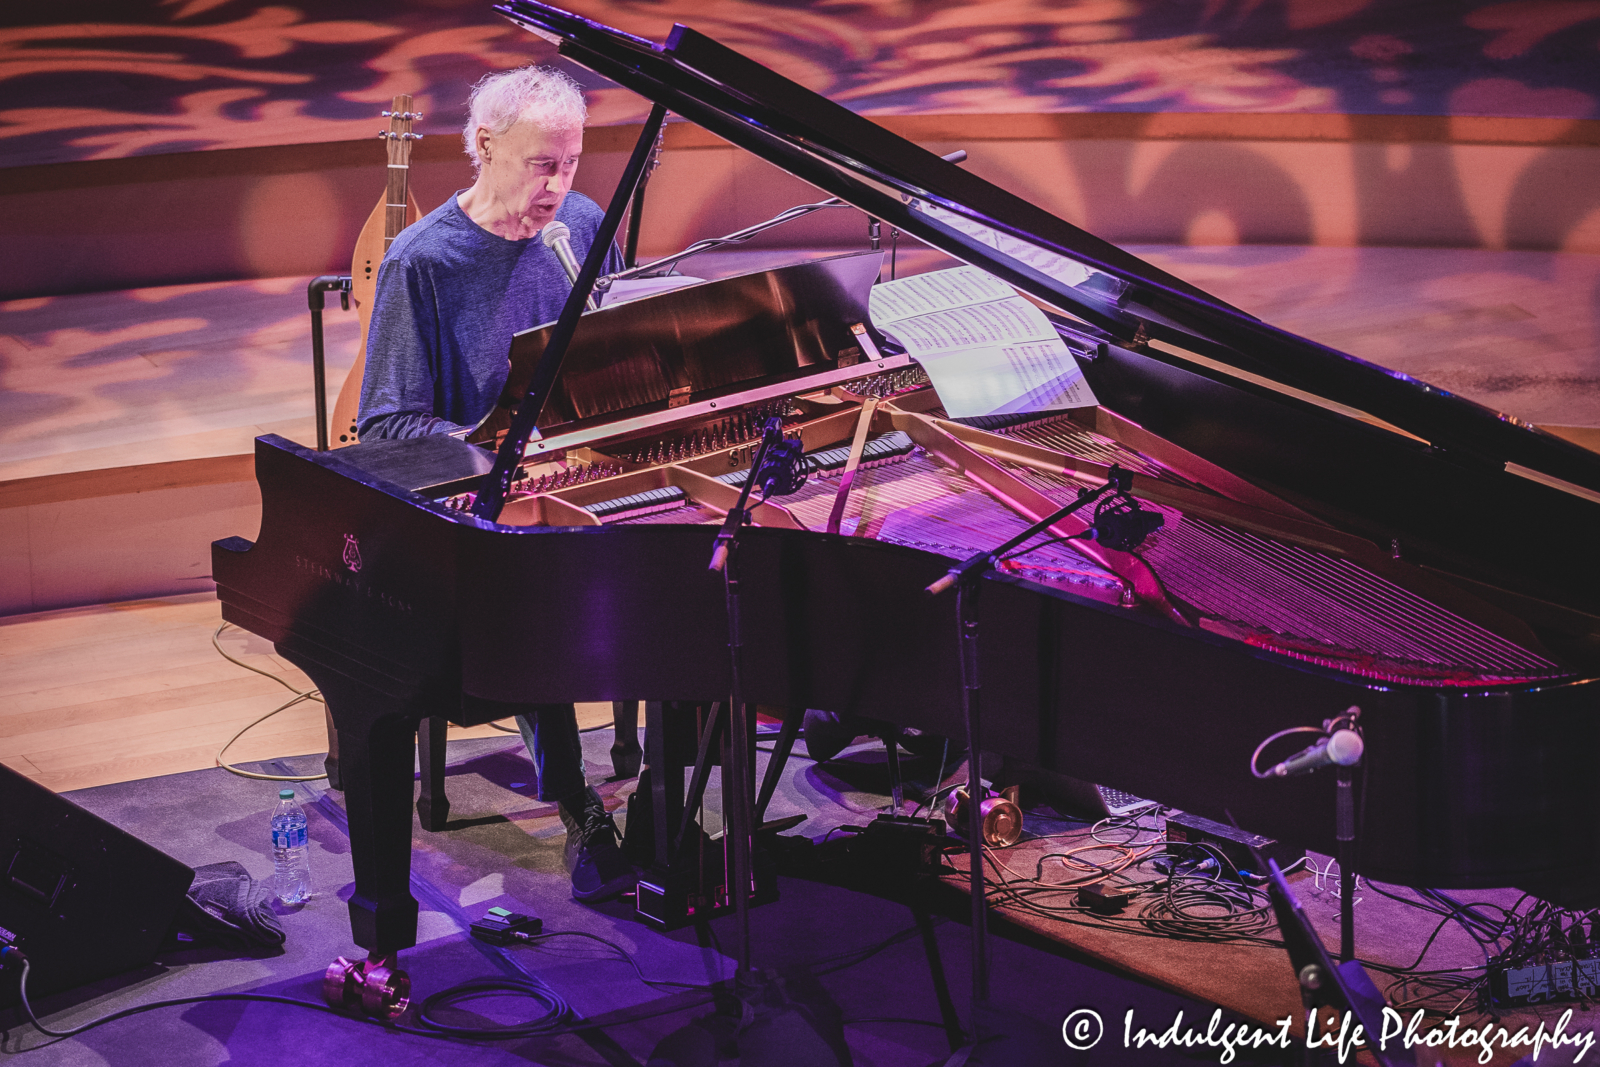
[0, 591, 615, 793]
[4, 243, 1597, 489]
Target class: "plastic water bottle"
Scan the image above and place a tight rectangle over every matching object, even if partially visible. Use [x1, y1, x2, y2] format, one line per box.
[270, 788, 311, 905]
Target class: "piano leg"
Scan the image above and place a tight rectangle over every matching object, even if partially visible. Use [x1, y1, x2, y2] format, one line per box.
[285, 656, 423, 961]
[611, 700, 642, 779]
[336, 709, 422, 956]
[416, 716, 450, 831]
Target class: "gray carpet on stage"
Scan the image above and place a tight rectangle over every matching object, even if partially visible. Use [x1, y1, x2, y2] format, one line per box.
[0, 728, 1279, 1066]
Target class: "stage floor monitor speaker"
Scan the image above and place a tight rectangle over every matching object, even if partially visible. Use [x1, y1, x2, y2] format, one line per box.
[0, 761, 194, 1009]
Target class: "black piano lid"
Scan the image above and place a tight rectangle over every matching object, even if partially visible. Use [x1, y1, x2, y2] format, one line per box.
[496, 0, 1600, 499]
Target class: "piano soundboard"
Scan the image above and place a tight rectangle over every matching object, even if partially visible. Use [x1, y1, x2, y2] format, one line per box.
[438, 359, 1571, 691]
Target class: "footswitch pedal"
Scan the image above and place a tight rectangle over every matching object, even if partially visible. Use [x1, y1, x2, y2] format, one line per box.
[470, 907, 543, 946]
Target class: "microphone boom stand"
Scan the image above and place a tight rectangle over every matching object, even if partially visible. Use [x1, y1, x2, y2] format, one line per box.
[600, 149, 970, 290]
[1258, 710, 1364, 964]
[1337, 762, 1357, 963]
[707, 419, 786, 978]
[925, 464, 1135, 1027]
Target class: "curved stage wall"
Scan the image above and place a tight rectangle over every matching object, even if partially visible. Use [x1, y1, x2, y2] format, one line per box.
[3, 111, 1599, 300]
[5, 0, 1600, 297]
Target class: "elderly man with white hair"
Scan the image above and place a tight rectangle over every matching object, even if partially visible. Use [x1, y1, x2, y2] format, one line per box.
[357, 65, 633, 903]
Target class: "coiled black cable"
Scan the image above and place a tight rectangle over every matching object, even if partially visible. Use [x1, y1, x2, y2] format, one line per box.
[413, 975, 570, 1037]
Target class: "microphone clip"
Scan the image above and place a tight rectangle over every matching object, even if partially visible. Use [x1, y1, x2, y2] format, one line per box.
[1322, 705, 1361, 738]
[753, 425, 805, 499]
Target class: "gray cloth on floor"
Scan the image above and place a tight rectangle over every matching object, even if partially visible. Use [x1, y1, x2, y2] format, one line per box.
[175, 861, 285, 951]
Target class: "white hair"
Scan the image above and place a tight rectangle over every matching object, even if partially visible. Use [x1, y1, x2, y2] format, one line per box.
[462, 65, 588, 174]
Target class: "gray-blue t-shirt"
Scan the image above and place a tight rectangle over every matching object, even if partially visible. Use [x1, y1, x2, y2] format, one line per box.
[357, 191, 622, 441]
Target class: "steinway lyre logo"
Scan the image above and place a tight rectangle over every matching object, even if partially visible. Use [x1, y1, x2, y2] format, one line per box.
[342, 534, 363, 573]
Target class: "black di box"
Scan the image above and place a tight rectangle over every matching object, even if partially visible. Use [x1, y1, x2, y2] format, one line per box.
[0, 761, 194, 1008]
[1163, 810, 1304, 877]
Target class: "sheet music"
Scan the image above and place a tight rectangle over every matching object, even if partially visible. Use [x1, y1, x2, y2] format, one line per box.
[869, 265, 1098, 418]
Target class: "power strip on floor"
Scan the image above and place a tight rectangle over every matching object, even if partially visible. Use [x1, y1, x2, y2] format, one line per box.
[1490, 958, 1600, 1006]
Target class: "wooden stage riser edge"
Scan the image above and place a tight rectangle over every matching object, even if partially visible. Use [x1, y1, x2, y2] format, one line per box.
[5, 114, 1599, 300]
[1, 479, 260, 618]
[0, 454, 254, 510]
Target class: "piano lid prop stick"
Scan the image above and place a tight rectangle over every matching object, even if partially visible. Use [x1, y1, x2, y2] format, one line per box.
[471, 102, 669, 522]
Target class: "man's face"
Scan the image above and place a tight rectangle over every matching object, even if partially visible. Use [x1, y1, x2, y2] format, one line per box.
[478, 119, 583, 231]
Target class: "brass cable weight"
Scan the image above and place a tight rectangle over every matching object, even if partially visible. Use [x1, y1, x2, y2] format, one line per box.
[324, 952, 411, 1020]
[944, 785, 1023, 847]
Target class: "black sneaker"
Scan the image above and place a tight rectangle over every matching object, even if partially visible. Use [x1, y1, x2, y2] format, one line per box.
[570, 832, 637, 903]
[559, 792, 636, 903]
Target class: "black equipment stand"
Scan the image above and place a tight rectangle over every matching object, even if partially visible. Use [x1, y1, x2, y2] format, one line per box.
[1337, 760, 1358, 963]
[1256, 708, 1364, 963]
[707, 416, 803, 974]
[925, 464, 1148, 1023]
[306, 274, 352, 452]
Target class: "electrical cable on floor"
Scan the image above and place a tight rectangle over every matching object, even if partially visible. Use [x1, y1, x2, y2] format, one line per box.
[5, 659, 947, 1050]
[209, 622, 524, 779]
[412, 976, 570, 1037]
[1, 916, 943, 1048]
[0, 946, 702, 1048]
[210, 623, 327, 782]
[952, 800, 1553, 1019]
[1, 743, 935, 1048]
[941, 808, 1289, 950]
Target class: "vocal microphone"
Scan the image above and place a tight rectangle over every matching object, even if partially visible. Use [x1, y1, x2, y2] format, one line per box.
[540, 221, 598, 311]
[1268, 729, 1364, 777]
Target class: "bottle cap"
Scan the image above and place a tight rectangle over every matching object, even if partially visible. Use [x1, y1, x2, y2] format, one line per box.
[279, 789, 295, 799]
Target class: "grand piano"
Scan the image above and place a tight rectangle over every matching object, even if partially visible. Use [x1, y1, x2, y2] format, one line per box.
[213, 0, 1600, 1015]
